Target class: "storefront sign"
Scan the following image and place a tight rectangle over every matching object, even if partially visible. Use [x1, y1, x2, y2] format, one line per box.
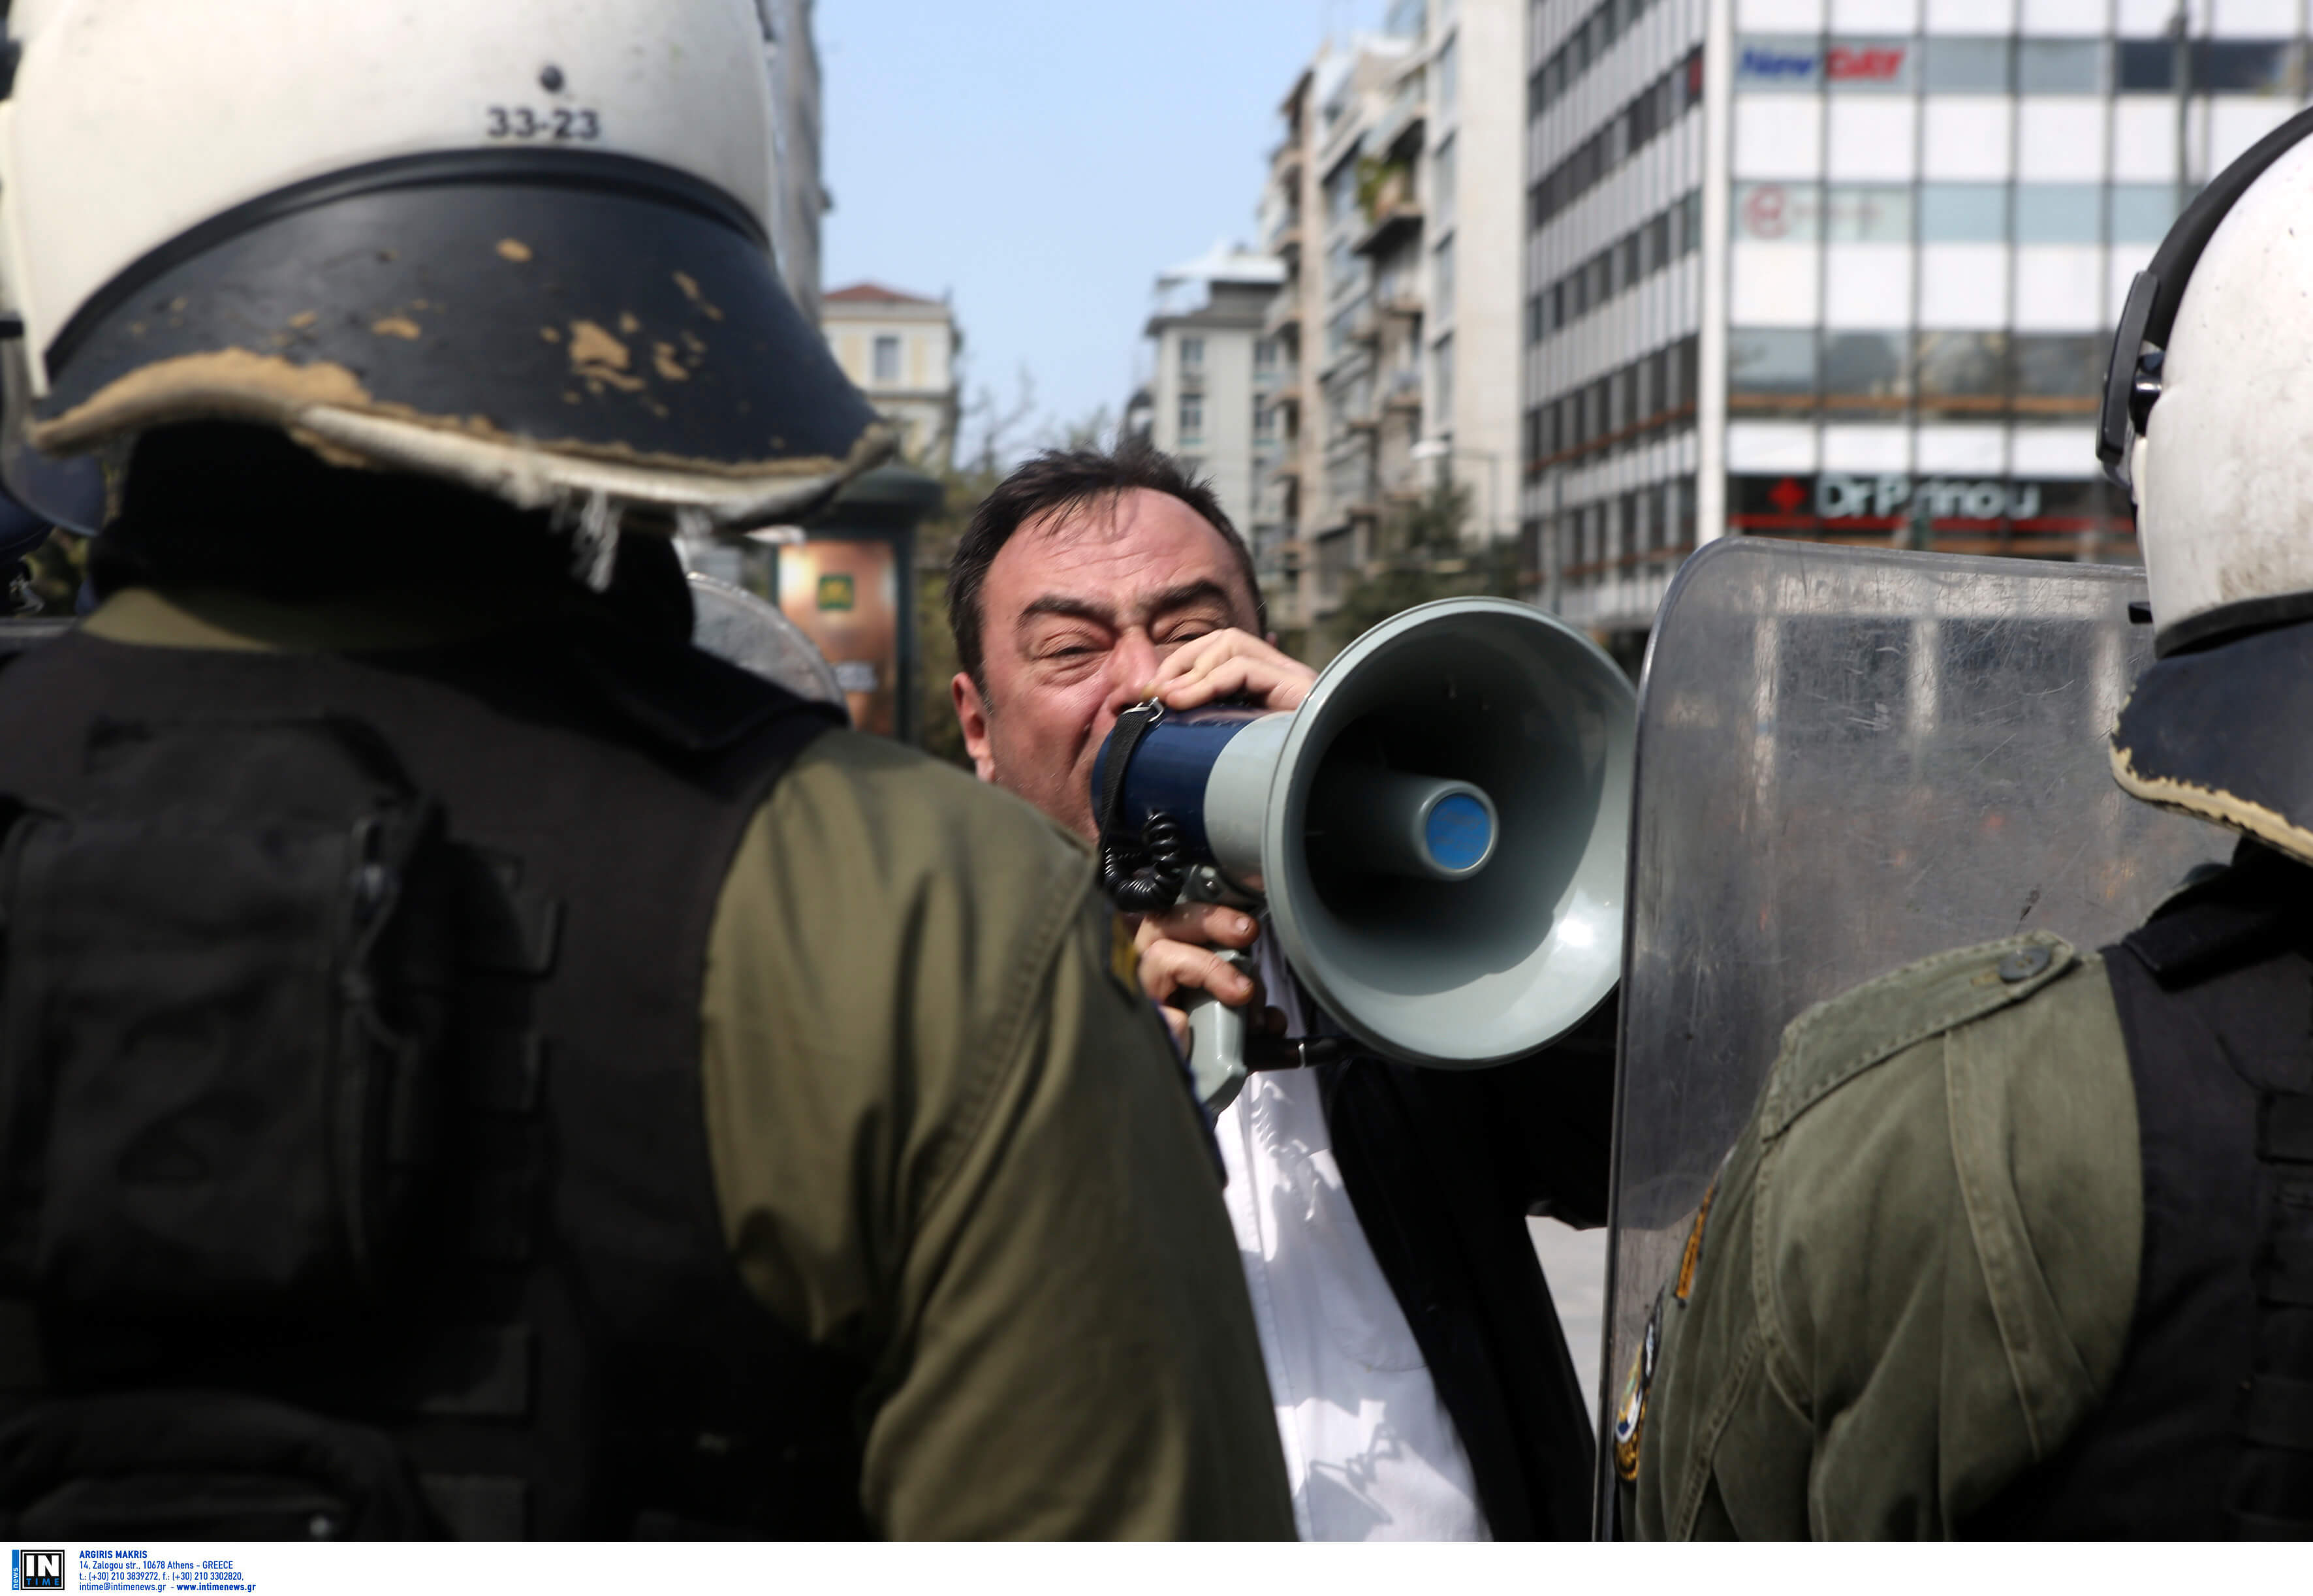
[1818, 473, 2039, 520]
[1734, 182, 1911, 243]
[1735, 37, 1913, 91]
[1737, 42, 1817, 84]
[1732, 473, 2130, 534]
[1825, 45, 1906, 82]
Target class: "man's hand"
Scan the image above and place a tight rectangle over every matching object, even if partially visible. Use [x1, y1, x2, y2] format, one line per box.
[1135, 901, 1287, 1050]
[1146, 629, 1317, 715]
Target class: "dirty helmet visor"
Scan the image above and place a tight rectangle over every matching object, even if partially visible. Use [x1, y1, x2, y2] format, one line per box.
[12, 150, 890, 535]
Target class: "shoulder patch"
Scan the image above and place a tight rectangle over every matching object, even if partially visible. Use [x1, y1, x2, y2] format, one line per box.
[1674, 1176, 1717, 1304]
[1759, 930, 2078, 1140]
[1109, 911, 1143, 997]
[1612, 1289, 1662, 1484]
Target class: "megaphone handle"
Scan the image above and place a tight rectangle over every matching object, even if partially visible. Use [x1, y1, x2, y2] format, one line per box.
[1184, 949, 1256, 1114]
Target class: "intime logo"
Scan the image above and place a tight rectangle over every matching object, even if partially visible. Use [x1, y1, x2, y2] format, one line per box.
[11, 1550, 63, 1591]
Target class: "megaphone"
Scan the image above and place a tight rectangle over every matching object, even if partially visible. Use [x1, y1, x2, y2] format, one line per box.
[1092, 596, 1635, 1110]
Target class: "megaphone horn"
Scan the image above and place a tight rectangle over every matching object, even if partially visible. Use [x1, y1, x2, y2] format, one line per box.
[1092, 597, 1635, 1106]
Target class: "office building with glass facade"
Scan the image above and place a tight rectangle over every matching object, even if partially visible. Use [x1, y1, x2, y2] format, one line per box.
[1523, 0, 2308, 649]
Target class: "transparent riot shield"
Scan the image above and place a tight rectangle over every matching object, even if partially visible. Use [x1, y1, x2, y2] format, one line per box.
[1597, 539, 2230, 1534]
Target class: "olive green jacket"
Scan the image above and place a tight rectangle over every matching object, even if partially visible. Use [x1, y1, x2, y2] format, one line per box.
[78, 588, 1295, 1541]
[1621, 931, 2143, 1539]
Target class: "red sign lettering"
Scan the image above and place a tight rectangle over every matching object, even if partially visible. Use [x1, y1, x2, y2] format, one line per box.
[1825, 46, 1904, 81]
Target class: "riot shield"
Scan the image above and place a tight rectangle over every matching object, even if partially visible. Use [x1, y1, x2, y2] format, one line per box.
[687, 571, 847, 709]
[1597, 539, 2229, 1534]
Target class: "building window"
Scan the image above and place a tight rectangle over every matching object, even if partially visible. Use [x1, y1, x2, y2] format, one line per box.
[1178, 455, 1206, 481]
[1434, 135, 1457, 234]
[1436, 36, 1458, 119]
[1921, 183, 2009, 243]
[1923, 36, 2012, 92]
[1729, 328, 1817, 411]
[1823, 331, 1911, 415]
[2199, 39, 2300, 91]
[1915, 330, 2007, 416]
[1433, 334, 1455, 424]
[1254, 337, 1278, 371]
[2017, 39, 2107, 94]
[1327, 150, 1363, 227]
[2012, 334, 2104, 407]
[872, 334, 901, 383]
[2111, 183, 2179, 243]
[2116, 39, 2174, 91]
[2015, 184, 2102, 244]
[1828, 186, 1912, 244]
[1178, 394, 1203, 442]
[1180, 336, 1205, 371]
[1256, 403, 1278, 441]
[2118, 38, 2302, 94]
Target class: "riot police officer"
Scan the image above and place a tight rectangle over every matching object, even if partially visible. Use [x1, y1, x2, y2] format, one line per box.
[0, 0, 1289, 1539]
[1619, 107, 2313, 1539]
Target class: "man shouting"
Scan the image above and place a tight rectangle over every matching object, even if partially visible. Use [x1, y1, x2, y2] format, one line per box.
[947, 443, 1612, 1540]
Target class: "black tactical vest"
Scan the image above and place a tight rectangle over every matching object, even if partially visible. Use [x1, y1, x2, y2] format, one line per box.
[0, 613, 865, 1539]
[1968, 842, 2313, 1538]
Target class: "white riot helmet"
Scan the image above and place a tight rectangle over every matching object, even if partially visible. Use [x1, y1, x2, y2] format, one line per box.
[0, 0, 890, 541]
[2100, 104, 2313, 861]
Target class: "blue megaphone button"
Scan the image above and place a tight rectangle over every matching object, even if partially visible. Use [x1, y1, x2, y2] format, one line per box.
[1424, 792, 1493, 873]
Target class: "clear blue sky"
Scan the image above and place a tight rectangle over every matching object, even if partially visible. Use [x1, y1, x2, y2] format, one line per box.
[818, 0, 1391, 460]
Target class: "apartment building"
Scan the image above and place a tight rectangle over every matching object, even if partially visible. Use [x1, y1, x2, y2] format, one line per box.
[1251, 1, 1531, 640]
[1135, 244, 1287, 543]
[1419, 0, 1531, 559]
[1525, 0, 2299, 653]
[1521, 0, 1708, 649]
[759, 0, 829, 326]
[822, 283, 962, 469]
[1272, 35, 1419, 632]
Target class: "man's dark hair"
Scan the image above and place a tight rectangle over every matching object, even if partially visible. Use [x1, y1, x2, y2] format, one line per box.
[947, 442, 1267, 694]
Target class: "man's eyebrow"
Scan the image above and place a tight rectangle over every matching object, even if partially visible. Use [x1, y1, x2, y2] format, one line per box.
[1015, 580, 1240, 634]
[1018, 594, 1118, 629]
[1146, 579, 1238, 618]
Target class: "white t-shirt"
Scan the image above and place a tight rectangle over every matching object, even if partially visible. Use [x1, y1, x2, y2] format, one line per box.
[1211, 933, 1490, 1542]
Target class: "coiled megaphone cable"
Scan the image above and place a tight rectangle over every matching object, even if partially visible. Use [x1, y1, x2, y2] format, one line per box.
[1095, 699, 1193, 913]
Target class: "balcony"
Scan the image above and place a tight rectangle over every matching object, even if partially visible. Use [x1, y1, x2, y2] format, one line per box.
[1381, 371, 1421, 413]
[1263, 293, 1304, 341]
[1368, 89, 1425, 167]
[1354, 198, 1422, 258]
[1376, 289, 1422, 321]
[1270, 138, 1304, 193]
